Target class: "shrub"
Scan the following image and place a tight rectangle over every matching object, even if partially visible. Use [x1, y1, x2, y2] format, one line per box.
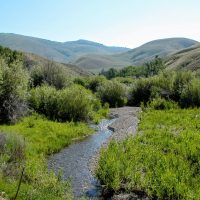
[57, 84, 101, 121]
[86, 76, 106, 92]
[30, 61, 72, 89]
[0, 133, 25, 163]
[147, 97, 179, 110]
[0, 59, 29, 124]
[28, 85, 58, 120]
[128, 78, 154, 106]
[171, 71, 192, 102]
[29, 84, 101, 122]
[180, 78, 200, 108]
[97, 80, 127, 107]
[0, 132, 25, 180]
[73, 77, 88, 87]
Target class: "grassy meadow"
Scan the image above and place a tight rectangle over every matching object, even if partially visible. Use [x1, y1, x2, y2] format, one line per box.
[97, 108, 200, 199]
[0, 114, 94, 199]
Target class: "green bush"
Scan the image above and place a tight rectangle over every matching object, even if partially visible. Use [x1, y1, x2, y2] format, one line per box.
[30, 62, 72, 89]
[171, 71, 192, 102]
[29, 84, 101, 122]
[0, 133, 25, 165]
[180, 78, 200, 108]
[86, 76, 106, 93]
[147, 97, 179, 110]
[128, 78, 154, 106]
[0, 59, 29, 124]
[97, 80, 127, 107]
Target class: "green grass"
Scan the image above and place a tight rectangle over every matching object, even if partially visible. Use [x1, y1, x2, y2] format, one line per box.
[0, 114, 93, 156]
[0, 114, 93, 199]
[97, 108, 200, 199]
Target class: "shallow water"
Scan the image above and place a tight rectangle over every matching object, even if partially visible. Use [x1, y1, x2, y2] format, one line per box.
[48, 119, 114, 199]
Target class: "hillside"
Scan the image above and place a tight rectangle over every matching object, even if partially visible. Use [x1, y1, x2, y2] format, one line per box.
[0, 34, 198, 73]
[0, 33, 129, 63]
[74, 38, 198, 72]
[73, 54, 131, 72]
[24, 53, 92, 77]
[165, 44, 200, 70]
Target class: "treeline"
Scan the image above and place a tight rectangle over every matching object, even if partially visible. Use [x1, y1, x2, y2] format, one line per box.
[75, 70, 200, 110]
[100, 56, 165, 79]
[1, 46, 200, 125]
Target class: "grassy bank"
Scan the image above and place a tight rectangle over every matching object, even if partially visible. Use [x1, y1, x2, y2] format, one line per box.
[0, 114, 93, 199]
[97, 109, 200, 199]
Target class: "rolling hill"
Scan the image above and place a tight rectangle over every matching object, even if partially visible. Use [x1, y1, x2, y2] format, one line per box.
[74, 38, 199, 72]
[0, 34, 198, 73]
[23, 53, 92, 77]
[0, 33, 129, 63]
[165, 44, 200, 70]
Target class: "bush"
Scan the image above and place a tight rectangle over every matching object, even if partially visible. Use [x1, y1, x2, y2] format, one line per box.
[128, 78, 154, 106]
[171, 71, 192, 102]
[180, 78, 200, 108]
[0, 59, 29, 124]
[30, 61, 72, 89]
[0, 133, 25, 180]
[29, 84, 101, 122]
[97, 80, 127, 107]
[86, 76, 106, 93]
[57, 85, 101, 121]
[147, 97, 179, 110]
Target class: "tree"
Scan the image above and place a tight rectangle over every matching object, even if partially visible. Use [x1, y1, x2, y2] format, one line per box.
[144, 56, 165, 77]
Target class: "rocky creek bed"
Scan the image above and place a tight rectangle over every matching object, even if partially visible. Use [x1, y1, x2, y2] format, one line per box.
[48, 107, 141, 199]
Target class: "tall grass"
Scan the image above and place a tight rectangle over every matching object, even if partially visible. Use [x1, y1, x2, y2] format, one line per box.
[97, 108, 200, 199]
[0, 114, 92, 199]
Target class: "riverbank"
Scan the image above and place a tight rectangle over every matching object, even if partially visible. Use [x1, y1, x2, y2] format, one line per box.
[97, 108, 200, 200]
[90, 107, 142, 199]
[0, 114, 92, 199]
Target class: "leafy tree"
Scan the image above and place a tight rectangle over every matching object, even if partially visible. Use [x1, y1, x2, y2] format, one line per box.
[144, 56, 165, 77]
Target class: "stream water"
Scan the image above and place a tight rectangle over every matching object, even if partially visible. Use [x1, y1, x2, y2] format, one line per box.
[48, 119, 114, 199]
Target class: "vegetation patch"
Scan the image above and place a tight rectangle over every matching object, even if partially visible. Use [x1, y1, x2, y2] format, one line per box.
[97, 109, 200, 199]
[0, 114, 92, 199]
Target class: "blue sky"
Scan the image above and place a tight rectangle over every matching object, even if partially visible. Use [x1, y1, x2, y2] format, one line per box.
[0, 0, 200, 48]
